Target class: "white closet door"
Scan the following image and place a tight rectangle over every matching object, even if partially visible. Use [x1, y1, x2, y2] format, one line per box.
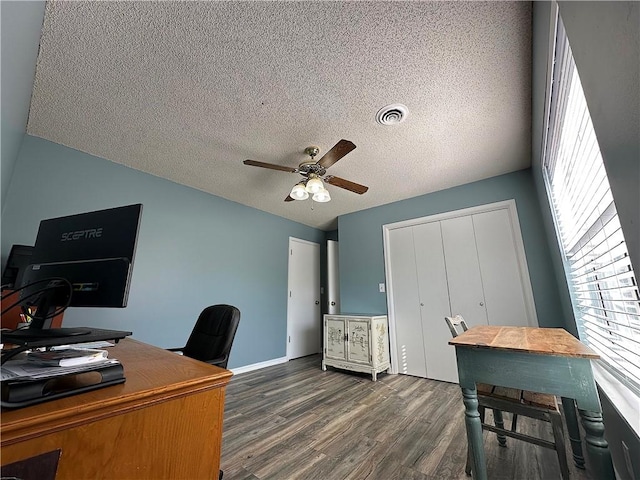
[473, 210, 533, 327]
[440, 216, 489, 327]
[413, 222, 458, 383]
[387, 227, 426, 377]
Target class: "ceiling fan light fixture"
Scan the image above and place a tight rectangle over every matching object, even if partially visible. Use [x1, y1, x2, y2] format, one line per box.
[312, 188, 331, 203]
[305, 175, 324, 194]
[290, 182, 309, 200]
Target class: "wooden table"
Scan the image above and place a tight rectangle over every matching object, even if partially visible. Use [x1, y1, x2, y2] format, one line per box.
[1, 338, 233, 479]
[449, 326, 614, 480]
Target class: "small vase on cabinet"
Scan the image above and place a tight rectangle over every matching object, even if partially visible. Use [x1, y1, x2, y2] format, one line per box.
[322, 314, 390, 381]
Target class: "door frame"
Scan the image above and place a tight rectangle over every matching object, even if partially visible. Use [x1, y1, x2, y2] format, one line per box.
[327, 240, 340, 314]
[286, 237, 321, 360]
[382, 199, 537, 374]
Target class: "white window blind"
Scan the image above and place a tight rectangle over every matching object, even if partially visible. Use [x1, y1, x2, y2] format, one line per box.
[543, 18, 640, 395]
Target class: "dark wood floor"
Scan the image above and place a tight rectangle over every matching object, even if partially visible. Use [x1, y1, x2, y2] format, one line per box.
[221, 355, 592, 480]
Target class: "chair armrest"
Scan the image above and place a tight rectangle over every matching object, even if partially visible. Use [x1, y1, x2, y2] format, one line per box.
[204, 355, 228, 367]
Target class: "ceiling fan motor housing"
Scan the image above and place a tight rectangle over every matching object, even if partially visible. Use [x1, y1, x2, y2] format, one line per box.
[297, 162, 326, 177]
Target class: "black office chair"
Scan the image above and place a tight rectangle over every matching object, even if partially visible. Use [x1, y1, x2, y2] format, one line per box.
[169, 304, 241, 369]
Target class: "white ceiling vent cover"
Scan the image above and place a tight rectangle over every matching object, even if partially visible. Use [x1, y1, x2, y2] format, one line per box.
[376, 104, 408, 125]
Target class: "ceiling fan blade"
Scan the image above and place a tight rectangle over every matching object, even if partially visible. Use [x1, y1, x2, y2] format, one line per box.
[243, 160, 297, 173]
[285, 195, 295, 202]
[325, 175, 369, 194]
[317, 139, 356, 169]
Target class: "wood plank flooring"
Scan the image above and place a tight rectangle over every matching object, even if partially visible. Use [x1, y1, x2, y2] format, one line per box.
[221, 355, 593, 480]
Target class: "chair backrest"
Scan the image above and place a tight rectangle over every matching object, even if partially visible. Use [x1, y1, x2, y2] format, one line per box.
[445, 314, 469, 338]
[182, 304, 241, 369]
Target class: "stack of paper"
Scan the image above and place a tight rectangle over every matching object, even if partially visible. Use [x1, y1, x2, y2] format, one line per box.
[1, 349, 119, 382]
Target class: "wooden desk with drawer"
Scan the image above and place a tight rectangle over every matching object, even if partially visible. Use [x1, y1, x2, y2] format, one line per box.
[1, 338, 233, 479]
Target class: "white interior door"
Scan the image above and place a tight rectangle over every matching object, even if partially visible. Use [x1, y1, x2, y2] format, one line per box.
[287, 238, 321, 359]
[327, 240, 340, 314]
[440, 216, 489, 328]
[413, 222, 458, 383]
[472, 210, 535, 326]
[387, 227, 426, 377]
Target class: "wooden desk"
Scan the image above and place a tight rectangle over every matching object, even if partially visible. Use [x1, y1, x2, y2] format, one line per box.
[1, 338, 233, 479]
[449, 326, 614, 480]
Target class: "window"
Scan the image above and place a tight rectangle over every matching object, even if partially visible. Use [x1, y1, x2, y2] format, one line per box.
[542, 17, 640, 395]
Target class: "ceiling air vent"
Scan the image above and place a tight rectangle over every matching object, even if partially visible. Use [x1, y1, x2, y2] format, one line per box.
[376, 104, 408, 126]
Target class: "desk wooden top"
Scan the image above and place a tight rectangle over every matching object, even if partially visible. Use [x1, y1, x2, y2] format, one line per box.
[448, 325, 599, 359]
[1, 338, 233, 446]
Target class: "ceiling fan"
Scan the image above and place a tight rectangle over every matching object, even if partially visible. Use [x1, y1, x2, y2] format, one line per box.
[243, 139, 369, 203]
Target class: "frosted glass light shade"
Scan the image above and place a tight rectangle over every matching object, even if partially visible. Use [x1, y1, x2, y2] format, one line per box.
[290, 183, 309, 200]
[305, 176, 324, 194]
[312, 188, 331, 203]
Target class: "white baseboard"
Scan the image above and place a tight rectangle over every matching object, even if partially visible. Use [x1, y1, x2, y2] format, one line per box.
[230, 356, 288, 375]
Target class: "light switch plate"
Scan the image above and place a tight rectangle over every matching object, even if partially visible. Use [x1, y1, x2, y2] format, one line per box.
[379, 283, 385, 293]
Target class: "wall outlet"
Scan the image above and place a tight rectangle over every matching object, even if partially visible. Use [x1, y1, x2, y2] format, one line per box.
[379, 283, 385, 293]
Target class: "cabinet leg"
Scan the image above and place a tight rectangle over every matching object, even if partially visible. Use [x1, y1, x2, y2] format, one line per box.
[321, 361, 326, 371]
[372, 371, 377, 381]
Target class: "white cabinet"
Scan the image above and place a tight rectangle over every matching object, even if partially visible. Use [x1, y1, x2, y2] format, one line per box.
[322, 314, 390, 381]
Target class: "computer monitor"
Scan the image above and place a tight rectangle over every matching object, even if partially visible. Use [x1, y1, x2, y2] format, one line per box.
[1, 245, 34, 289]
[7, 204, 143, 338]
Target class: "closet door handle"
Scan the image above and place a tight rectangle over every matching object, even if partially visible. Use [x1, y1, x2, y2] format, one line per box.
[479, 302, 484, 306]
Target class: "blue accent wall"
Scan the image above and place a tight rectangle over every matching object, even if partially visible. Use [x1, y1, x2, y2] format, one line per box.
[1, 135, 324, 368]
[0, 1, 46, 212]
[337, 169, 566, 329]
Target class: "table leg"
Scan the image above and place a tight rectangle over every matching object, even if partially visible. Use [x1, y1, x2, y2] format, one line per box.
[462, 386, 487, 480]
[578, 409, 615, 479]
[561, 397, 585, 469]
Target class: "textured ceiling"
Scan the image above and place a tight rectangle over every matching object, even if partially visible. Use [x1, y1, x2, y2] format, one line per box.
[27, 1, 532, 230]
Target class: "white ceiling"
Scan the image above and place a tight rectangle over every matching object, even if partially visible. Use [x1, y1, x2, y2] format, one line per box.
[27, 1, 532, 230]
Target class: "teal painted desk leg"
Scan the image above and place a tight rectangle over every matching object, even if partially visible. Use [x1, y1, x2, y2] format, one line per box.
[462, 386, 487, 480]
[579, 409, 615, 479]
[561, 397, 585, 469]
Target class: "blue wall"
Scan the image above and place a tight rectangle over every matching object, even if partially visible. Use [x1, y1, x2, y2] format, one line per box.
[1, 135, 325, 368]
[0, 1, 46, 211]
[337, 169, 568, 330]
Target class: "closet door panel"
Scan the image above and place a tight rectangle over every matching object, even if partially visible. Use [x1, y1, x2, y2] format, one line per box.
[413, 222, 458, 383]
[387, 227, 426, 377]
[473, 210, 534, 327]
[440, 216, 488, 327]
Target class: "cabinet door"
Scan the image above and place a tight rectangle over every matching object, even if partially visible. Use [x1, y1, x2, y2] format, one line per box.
[346, 319, 370, 364]
[325, 317, 346, 360]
